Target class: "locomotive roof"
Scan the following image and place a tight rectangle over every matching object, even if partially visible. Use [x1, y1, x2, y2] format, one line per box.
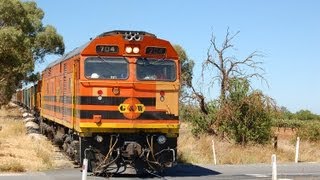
[45, 30, 156, 70]
[45, 41, 90, 69]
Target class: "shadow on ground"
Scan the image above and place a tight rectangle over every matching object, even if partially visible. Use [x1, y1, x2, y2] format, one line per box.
[92, 164, 220, 178]
[163, 163, 220, 177]
[42, 164, 220, 179]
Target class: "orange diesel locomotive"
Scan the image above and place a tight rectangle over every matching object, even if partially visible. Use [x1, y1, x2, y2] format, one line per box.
[39, 30, 180, 175]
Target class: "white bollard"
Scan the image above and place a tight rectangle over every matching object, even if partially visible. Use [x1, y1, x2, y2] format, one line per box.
[295, 137, 300, 163]
[272, 154, 277, 180]
[82, 158, 88, 180]
[212, 139, 217, 165]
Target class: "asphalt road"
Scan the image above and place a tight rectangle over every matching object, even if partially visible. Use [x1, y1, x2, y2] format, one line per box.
[1, 163, 320, 180]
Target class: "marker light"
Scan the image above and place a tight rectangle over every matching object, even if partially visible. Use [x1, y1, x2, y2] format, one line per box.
[125, 46, 133, 53]
[97, 90, 103, 96]
[133, 47, 140, 54]
[160, 91, 165, 96]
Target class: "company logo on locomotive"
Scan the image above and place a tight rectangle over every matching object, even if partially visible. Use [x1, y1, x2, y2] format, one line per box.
[118, 97, 145, 119]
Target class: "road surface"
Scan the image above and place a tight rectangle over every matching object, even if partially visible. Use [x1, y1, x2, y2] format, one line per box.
[1, 163, 320, 179]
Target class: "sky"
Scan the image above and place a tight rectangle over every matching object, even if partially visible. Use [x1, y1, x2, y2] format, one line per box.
[34, 0, 320, 114]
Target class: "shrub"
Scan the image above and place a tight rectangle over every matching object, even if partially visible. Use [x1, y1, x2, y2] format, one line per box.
[297, 121, 320, 141]
[217, 92, 273, 145]
[180, 103, 216, 136]
[272, 119, 302, 129]
[181, 78, 274, 145]
[295, 110, 320, 120]
[215, 78, 274, 145]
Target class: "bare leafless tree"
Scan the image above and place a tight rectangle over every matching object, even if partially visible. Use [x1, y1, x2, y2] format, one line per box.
[203, 28, 267, 102]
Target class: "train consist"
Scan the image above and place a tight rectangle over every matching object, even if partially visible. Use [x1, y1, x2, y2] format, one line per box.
[15, 30, 180, 175]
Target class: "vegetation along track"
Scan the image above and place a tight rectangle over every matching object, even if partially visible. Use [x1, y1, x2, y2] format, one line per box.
[0, 103, 74, 173]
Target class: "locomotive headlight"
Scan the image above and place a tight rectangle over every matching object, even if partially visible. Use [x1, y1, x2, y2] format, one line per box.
[95, 135, 103, 143]
[125, 46, 133, 53]
[133, 47, 140, 54]
[157, 135, 167, 145]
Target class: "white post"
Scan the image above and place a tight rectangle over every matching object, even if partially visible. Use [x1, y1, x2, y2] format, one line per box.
[212, 139, 217, 165]
[271, 154, 277, 180]
[82, 158, 88, 180]
[295, 137, 300, 163]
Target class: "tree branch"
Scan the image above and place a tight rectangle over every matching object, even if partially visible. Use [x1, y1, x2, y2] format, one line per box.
[190, 85, 208, 115]
[203, 28, 268, 102]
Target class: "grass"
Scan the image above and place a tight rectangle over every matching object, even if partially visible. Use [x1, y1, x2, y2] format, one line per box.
[0, 160, 25, 172]
[2, 104, 318, 172]
[0, 105, 56, 172]
[178, 122, 320, 165]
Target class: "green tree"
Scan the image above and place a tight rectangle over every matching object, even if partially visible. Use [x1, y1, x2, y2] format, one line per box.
[0, 0, 64, 105]
[295, 109, 319, 120]
[173, 45, 194, 102]
[279, 106, 290, 118]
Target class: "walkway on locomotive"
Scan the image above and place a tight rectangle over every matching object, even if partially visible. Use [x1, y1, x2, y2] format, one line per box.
[40, 31, 180, 134]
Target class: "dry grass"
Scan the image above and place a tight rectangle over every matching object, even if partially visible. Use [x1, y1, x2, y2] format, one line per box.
[299, 141, 320, 162]
[178, 122, 320, 165]
[0, 160, 25, 172]
[0, 106, 62, 172]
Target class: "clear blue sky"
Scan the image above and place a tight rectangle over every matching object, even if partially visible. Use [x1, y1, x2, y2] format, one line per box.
[35, 0, 320, 114]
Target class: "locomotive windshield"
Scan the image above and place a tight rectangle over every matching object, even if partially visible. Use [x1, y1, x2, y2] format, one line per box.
[85, 57, 128, 79]
[136, 59, 176, 81]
